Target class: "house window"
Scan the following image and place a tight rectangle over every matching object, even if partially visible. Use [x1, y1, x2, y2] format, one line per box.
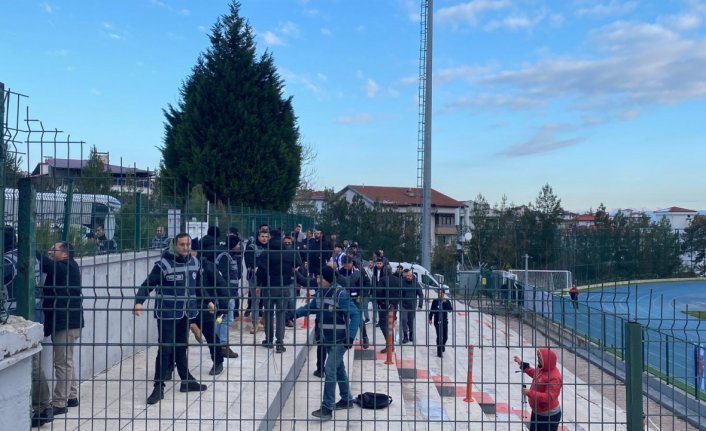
[436, 214, 455, 226]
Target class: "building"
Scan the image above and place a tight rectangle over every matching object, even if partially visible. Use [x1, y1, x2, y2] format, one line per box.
[31, 156, 154, 194]
[653, 207, 698, 232]
[339, 185, 463, 247]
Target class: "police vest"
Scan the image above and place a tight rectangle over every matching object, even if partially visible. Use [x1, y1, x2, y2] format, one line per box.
[319, 286, 348, 342]
[154, 256, 200, 320]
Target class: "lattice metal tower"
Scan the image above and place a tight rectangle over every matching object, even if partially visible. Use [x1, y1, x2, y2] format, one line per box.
[417, 1, 433, 269]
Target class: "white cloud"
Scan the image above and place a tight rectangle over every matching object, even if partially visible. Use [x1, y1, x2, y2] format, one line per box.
[40, 2, 52, 13]
[279, 21, 300, 37]
[317, 73, 328, 82]
[441, 94, 543, 113]
[355, 25, 366, 32]
[321, 28, 332, 36]
[49, 49, 68, 57]
[101, 22, 126, 40]
[178, 9, 191, 16]
[659, 13, 703, 31]
[575, 1, 638, 18]
[437, 0, 511, 27]
[365, 79, 380, 98]
[478, 20, 706, 110]
[197, 25, 207, 33]
[484, 12, 546, 32]
[497, 125, 583, 157]
[335, 113, 374, 125]
[435, 66, 487, 85]
[262, 31, 285, 46]
[549, 13, 565, 27]
[90, 88, 102, 96]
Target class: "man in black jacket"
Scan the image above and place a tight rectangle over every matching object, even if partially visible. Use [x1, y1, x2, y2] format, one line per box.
[337, 256, 370, 349]
[261, 231, 295, 353]
[244, 230, 269, 333]
[39, 241, 83, 416]
[399, 269, 424, 344]
[134, 233, 221, 405]
[429, 289, 453, 357]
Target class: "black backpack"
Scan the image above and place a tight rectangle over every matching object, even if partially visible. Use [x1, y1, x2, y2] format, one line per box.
[356, 392, 393, 409]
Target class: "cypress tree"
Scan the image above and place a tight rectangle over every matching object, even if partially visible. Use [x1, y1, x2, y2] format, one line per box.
[160, 1, 301, 211]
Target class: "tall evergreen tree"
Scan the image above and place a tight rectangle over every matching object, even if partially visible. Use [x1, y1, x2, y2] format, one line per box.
[76, 145, 113, 195]
[160, 1, 301, 211]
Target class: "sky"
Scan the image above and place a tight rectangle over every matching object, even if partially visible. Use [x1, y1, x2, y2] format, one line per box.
[2, 0, 706, 212]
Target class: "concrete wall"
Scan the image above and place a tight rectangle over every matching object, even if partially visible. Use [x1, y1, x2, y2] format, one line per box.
[0, 317, 44, 430]
[40, 250, 163, 381]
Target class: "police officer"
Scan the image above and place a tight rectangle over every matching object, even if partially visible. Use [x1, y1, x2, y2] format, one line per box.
[134, 233, 214, 405]
[214, 235, 242, 359]
[295, 266, 360, 421]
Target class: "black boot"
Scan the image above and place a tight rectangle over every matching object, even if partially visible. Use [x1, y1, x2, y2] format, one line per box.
[437, 347, 443, 358]
[362, 337, 370, 349]
[147, 385, 165, 405]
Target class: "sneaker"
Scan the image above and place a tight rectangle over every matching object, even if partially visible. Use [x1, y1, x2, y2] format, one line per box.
[52, 406, 68, 416]
[362, 338, 370, 349]
[67, 398, 80, 408]
[208, 362, 224, 375]
[275, 344, 286, 353]
[31, 407, 54, 427]
[146, 386, 165, 405]
[313, 369, 323, 378]
[402, 337, 409, 344]
[437, 352, 443, 358]
[364, 319, 371, 325]
[261, 340, 274, 348]
[311, 406, 333, 421]
[334, 399, 355, 410]
[180, 381, 207, 392]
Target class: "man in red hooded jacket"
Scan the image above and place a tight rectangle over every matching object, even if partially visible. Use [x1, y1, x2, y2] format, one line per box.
[513, 348, 562, 431]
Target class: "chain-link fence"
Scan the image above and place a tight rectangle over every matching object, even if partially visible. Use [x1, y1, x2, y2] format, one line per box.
[3, 83, 705, 430]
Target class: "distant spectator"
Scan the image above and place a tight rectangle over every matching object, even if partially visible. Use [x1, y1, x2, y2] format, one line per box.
[150, 226, 170, 250]
[94, 225, 117, 254]
[569, 283, 579, 310]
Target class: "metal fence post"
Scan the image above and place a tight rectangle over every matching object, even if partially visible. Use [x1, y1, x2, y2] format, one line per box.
[0, 83, 6, 313]
[625, 321, 643, 431]
[16, 178, 37, 320]
[62, 178, 74, 242]
[134, 191, 141, 249]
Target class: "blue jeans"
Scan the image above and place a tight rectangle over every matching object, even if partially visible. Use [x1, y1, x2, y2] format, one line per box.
[323, 341, 353, 410]
[217, 299, 235, 344]
[361, 297, 370, 321]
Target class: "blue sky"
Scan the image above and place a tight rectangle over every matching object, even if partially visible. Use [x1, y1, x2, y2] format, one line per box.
[2, 0, 706, 211]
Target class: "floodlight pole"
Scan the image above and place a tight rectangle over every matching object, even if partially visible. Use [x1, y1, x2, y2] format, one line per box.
[420, 0, 433, 270]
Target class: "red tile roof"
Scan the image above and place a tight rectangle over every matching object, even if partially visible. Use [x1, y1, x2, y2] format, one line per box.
[656, 207, 697, 213]
[576, 214, 596, 222]
[343, 185, 462, 208]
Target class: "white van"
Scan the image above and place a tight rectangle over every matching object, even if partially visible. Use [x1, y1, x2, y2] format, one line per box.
[388, 261, 449, 295]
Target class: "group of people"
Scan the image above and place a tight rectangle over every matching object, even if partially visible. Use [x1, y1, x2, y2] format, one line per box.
[4, 218, 563, 429]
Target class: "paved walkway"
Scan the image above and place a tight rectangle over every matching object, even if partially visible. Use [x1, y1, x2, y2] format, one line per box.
[40, 296, 630, 430]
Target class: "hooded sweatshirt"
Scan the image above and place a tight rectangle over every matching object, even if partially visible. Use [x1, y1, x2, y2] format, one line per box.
[522, 348, 562, 415]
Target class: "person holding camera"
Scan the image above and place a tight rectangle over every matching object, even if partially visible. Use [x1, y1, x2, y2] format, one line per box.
[513, 348, 563, 431]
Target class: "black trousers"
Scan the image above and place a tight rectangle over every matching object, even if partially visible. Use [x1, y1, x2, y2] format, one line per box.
[528, 410, 561, 431]
[400, 305, 416, 339]
[191, 311, 223, 366]
[316, 340, 327, 373]
[154, 316, 192, 386]
[377, 303, 396, 342]
[434, 320, 449, 354]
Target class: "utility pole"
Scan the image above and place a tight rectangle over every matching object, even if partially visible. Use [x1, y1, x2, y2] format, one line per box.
[418, 0, 433, 270]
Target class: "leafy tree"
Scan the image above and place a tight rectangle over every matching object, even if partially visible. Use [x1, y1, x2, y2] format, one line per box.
[160, 1, 301, 211]
[534, 183, 563, 268]
[682, 215, 706, 275]
[75, 145, 113, 195]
